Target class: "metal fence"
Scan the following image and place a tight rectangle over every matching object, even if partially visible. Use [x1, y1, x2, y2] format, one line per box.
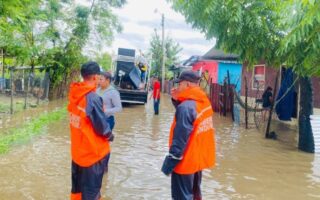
[0, 66, 50, 114]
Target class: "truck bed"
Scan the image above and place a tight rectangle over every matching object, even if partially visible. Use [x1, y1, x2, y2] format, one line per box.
[118, 88, 148, 104]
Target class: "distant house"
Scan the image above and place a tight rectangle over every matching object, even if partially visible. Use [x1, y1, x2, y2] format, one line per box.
[241, 62, 320, 114]
[168, 56, 196, 76]
[241, 62, 279, 98]
[199, 48, 242, 92]
[179, 48, 242, 92]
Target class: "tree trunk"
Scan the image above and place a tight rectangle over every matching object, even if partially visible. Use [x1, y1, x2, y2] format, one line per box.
[298, 76, 314, 153]
[265, 71, 279, 138]
[10, 68, 14, 114]
[245, 76, 248, 129]
[1, 48, 4, 81]
[41, 70, 50, 100]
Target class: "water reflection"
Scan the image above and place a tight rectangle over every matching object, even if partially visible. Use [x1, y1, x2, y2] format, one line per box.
[310, 155, 320, 183]
[0, 95, 320, 199]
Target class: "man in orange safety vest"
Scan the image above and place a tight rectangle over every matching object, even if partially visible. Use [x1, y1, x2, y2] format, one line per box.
[68, 61, 114, 200]
[161, 70, 216, 200]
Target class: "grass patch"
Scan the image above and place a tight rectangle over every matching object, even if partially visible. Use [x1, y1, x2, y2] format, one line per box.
[0, 107, 66, 154]
[0, 102, 24, 113]
[0, 104, 11, 113]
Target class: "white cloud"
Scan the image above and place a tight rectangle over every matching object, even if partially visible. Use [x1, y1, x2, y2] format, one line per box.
[76, 0, 215, 59]
[167, 29, 207, 40]
[79, 0, 215, 60]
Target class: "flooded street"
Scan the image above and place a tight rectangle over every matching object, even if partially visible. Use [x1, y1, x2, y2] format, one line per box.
[1, 95, 320, 199]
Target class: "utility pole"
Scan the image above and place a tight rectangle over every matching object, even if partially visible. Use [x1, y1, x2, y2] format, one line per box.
[161, 14, 165, 92]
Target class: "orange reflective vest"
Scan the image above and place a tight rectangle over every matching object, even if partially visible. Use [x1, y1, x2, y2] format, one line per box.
[169, 86, 215, 174]
[68, 82, 110, 167]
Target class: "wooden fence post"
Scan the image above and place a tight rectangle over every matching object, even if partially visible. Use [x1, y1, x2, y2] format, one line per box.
[223, 81, 227, 117]
[227, 70, 234, 121]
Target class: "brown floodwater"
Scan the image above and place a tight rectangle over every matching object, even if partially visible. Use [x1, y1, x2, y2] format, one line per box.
[0, 94, 320, 199]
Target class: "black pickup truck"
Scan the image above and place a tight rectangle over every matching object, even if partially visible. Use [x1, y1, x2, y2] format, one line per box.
[113, 48, 148, 104]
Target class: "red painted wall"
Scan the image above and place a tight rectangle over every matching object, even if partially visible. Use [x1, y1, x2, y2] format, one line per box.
[193, 60, 218, 83]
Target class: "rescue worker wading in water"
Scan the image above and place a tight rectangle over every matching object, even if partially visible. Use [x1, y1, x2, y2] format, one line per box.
[68, 61, 114, 200]
[161, 70, 216, 200]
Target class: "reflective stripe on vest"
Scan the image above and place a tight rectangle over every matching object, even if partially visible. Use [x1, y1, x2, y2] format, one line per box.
[68, 94, 110, 167]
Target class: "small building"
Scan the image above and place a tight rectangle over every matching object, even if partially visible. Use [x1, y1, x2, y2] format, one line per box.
[197, 48, 242, 92]
[171, 48, 242, 112]
[241, 62, 320, 116]
[182, 48, 242, 92]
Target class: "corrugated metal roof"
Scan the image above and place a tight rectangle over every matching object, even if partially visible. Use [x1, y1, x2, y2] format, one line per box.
[202, 47, 239, 61]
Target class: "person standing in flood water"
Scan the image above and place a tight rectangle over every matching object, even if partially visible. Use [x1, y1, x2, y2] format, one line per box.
[262, 86, 273, 121]
[68, 61, 114, 200]
[149, 76, 161, 115]
[97, 71, 122, 131]
[161, 70, 216, 200]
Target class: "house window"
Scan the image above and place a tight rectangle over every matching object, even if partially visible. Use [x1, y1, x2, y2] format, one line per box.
[252, 65, 265, 90]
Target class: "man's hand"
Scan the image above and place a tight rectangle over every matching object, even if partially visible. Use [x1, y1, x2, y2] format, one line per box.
[161, 156, 172, 176]
[161, 155, 180, 176]
[106, 133, 114, 142]
[171, 88, 179, 100]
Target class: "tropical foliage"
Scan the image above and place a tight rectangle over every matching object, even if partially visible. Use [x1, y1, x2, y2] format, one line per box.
[170, 0, 320, 153]
[170, 0, 284, 66]
[0, 0, 125, 98]
[170, 0, 320, 76]
[95, 52, 113, 71]
[278, 1, 320, 77]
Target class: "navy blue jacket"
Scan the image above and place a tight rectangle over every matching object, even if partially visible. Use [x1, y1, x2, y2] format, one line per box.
[86, 92, 113, 141]
[161, 99, 197, 175]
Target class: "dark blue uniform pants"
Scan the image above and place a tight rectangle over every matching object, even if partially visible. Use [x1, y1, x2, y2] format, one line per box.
[106, 116, 115, 130]
[171, 171, 202, 200]
[154, 99, 160, 115]
[71, 153, 110, 200]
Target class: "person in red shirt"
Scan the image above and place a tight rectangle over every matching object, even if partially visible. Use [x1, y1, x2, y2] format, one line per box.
[150, 76, 161, 115]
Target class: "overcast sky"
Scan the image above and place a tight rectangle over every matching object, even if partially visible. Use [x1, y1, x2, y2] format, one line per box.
[108, 0, 215, 60]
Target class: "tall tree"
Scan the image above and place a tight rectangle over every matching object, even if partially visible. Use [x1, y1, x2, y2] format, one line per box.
[95, 52, 112, 71]
[278, 1, 320, 152]
[0, 0, 126, 98]
[0, 0, 41, 78]
[170, 0, 283, 66]
[148, 29, 182, 78]
[170, 0, 320, 152]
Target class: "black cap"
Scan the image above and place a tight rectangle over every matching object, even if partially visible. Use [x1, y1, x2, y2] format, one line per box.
[174, 70, 201, 83]
[81, 61, 101, 78]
